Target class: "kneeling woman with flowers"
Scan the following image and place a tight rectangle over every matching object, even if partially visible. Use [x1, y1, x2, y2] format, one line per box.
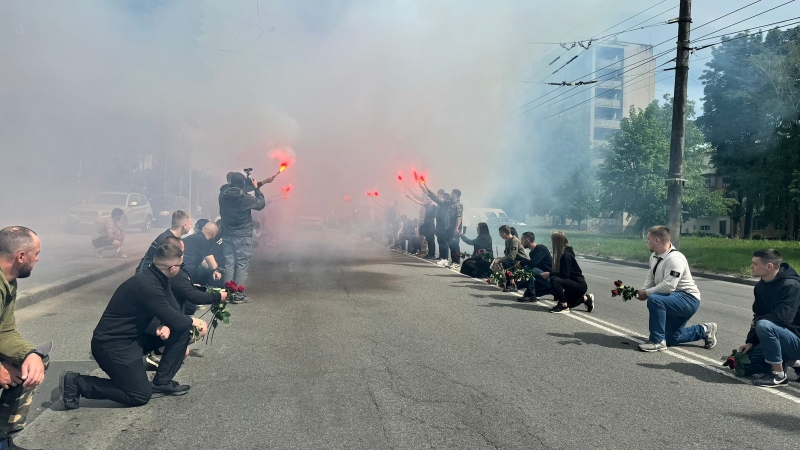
[539, 232, 595, 314]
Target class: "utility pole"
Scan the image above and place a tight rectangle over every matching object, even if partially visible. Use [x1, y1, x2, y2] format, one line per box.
[666, 0, 692, 248]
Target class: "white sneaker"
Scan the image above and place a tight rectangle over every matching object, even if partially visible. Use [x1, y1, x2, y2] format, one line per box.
[436, 259, 449, 266]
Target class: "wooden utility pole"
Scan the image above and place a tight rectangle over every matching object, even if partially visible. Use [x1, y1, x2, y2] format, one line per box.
[666, 0, 692, 248]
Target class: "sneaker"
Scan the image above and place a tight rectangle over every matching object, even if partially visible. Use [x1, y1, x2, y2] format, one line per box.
[145, 352, 161, 367]
[114, 251, 128, 258]
[516, 296, 537, 303]
[231, 293, 251, 304]
[502, 285, 519, 293]
[703, 322, 718, 349]
[753, 372, 789, 388]
[549, 304, 570, 314]
[59, 371, 81, 410]
[585, 294, 595, 313]
[436, 259, 449, 266]
[638, 341, 668, 352]
[151, 380, 191, 397]
[449, 263, 460, 270]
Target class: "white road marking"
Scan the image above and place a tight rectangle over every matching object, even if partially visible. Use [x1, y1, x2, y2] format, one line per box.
[393, 247, 800, 406]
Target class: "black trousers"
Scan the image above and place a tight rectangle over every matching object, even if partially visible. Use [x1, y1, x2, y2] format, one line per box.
[516, 279, 554, 298]
[460, 258, 491, 278]
[551, 276, 588, 308]
[446, 230, 461, 264]
[77, 327, 191, 407]
[435, 229, 449, 260]
[422, 225, 436, 258]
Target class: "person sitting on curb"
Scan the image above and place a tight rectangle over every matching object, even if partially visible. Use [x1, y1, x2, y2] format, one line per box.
[734, 249, 800, 387]
[459, 222, 493, 278]
[92, 208, 127, 258]
[0, 227, 48, 450]
[635, 226, 716, 352]
[491, 225, 529, 292]
[514, 231, 553, 302]
[59, 244, 194, 409]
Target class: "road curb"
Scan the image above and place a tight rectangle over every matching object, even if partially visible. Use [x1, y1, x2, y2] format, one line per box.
[16, 259, 138, 309]
[577, 254, 758, 287]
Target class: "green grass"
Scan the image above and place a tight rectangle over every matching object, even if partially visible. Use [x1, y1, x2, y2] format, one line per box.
[514, 228, 800, 277]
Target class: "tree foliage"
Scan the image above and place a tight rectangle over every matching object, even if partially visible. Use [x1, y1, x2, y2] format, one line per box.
[598, 96, 735, 233]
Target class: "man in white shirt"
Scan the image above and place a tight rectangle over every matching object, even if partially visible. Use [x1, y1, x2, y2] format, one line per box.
[636, 226, 717, 352]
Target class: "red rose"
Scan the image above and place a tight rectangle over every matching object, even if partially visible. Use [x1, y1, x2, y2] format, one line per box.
[224, 281, 232, 289]
[724, 357, 736, 369]
[486, 279, 492, 284]
[237, 285, 245, 293]
[614, 280, 623, 287]
[611, 289, 619, 296]
[505, 271, 512, 277]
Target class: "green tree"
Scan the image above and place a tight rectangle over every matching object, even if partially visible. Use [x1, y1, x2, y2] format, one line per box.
[697, 27, 800, 239]
[598, 96, 735, 234]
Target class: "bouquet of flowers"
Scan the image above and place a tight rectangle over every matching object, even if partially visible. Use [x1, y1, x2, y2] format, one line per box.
[487, 271, 506, 286]
[475, 249, 494, 262]
[193, 282, 240, 344]
[721, 349, 751, 377]
[611, 280, 638, 301]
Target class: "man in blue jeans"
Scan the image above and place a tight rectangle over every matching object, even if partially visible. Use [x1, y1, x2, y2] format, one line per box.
[219, 172, 266, 303]
[735, 249, 800, 387]
[636, 226, 717, 352]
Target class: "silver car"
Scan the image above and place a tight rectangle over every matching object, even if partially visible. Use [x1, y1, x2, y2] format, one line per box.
[65, 192, 153, 232]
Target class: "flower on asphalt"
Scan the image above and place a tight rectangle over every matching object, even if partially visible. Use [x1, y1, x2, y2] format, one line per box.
[614, 280, 623, 287]
[611, 289, 620, 296]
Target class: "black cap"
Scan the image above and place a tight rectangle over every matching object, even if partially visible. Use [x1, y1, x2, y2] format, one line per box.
[229, 172, 247, 188]
[195, 218, 209, 230]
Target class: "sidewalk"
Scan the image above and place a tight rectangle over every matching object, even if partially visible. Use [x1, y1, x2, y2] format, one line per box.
[15, 229, 159, 307]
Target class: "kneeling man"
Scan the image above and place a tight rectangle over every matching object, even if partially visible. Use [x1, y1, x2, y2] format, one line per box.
[59, 244, 193, 409]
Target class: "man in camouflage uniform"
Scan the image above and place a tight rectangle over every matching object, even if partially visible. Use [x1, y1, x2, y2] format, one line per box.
[0, 227, 48, 450]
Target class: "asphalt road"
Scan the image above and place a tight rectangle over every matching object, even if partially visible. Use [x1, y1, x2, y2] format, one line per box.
[12, 232, 800, 449]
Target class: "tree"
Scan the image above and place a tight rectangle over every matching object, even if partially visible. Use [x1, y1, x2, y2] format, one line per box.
[697, 27, 800, 239]
[598, 96, 735, 234]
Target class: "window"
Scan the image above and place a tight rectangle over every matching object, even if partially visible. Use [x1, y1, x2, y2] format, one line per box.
[704, 177, 712, 188]
[700, 225, 710, 231]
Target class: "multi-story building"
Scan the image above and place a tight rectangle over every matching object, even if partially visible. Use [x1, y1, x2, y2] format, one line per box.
[529, 39, 656, 146]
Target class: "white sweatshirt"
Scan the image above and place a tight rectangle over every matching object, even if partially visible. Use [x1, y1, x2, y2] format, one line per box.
[641, 246, 701, 300]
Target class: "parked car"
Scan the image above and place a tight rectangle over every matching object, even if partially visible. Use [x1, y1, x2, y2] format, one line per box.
[65, 192, 153, 232]
[149, 195, 191, 227]
[463, 207, 526, 229]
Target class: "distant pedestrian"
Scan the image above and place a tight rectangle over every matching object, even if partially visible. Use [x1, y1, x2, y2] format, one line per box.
[92, 208, 126, 258]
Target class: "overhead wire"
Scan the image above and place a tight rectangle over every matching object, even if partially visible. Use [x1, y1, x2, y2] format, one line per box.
[513, 0, 793, 118]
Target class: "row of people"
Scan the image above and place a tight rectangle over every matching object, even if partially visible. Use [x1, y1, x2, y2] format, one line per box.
[401, 181, 463, 268]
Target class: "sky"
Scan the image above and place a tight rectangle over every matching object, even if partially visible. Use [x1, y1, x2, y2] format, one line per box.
[1, 0, 798, 221]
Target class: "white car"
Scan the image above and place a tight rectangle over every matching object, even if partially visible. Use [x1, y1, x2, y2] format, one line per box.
[65, 192, 154, 232]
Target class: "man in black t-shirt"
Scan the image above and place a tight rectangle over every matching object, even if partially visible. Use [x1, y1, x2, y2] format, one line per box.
[182, 222, 222, 280]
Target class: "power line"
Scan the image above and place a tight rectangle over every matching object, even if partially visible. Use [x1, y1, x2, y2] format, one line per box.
[692, 0, 796, 41]
[513, 0, 669, 102]
[512, 0, 792, 118]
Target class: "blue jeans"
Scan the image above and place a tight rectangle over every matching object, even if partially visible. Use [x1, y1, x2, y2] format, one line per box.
[647, 291, 705, 345]
[755, 320, 800, 365]
[222, 235, 253, 286]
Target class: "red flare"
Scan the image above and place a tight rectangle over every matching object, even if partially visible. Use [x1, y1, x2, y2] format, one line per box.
[281, 185, 292, 194]
[279, 163, 288, 172]
[412, 170, 419, 181]
[397, 174, 403, 181]
[419, 175, 426, 184]
[366, 191, 372, 197]
[373, 191, 379, 197]
[344, 196, 350, 201]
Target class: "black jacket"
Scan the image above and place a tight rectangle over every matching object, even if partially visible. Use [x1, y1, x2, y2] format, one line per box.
[553, 246, 586, 286]
[170, 266, 222, 315]
[746, 263, 800, 345]
[92, 265, 192, 347]
[219, 186, 266, 237]
[522, 244, 553, 273]
[136, 228, 175, 273]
